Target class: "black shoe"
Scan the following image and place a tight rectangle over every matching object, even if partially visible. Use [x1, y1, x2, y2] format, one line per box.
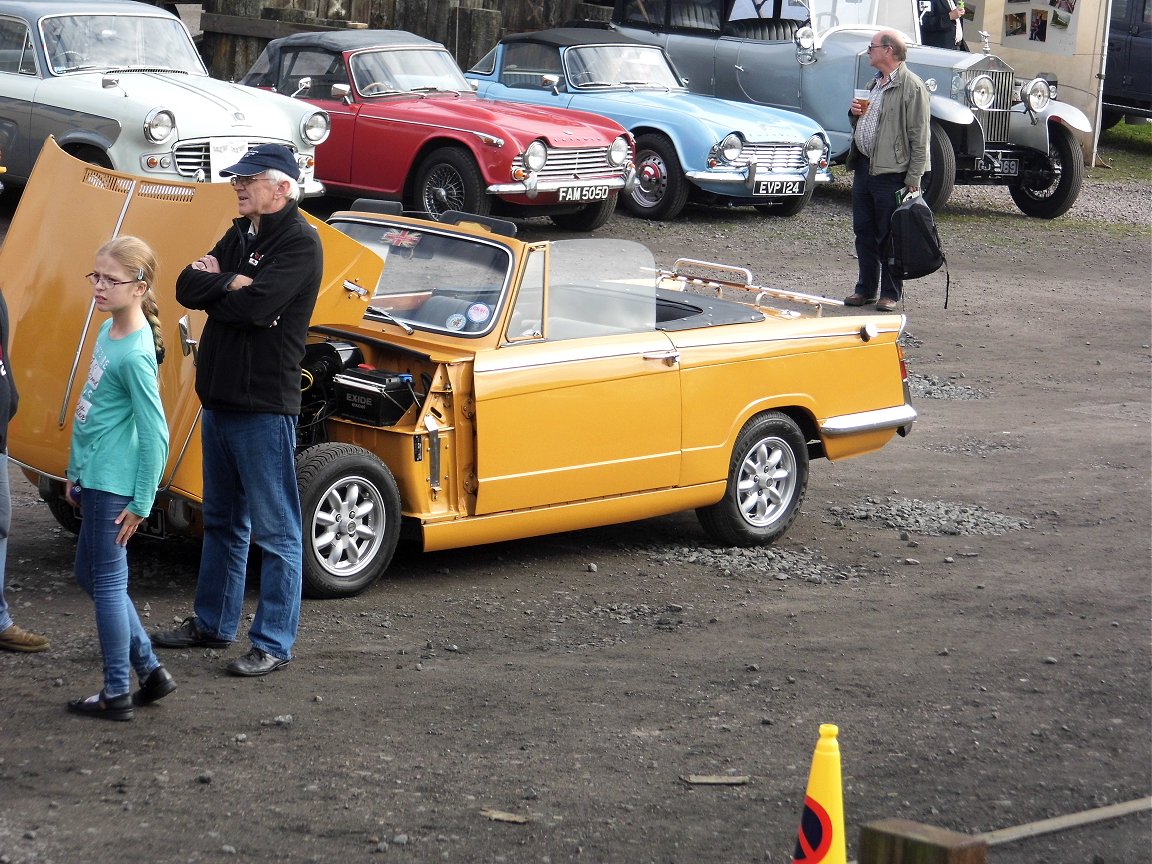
[227, 647, 291, 677]
[152, 616, 231, 649]
[133, 665, 177, 706]
[844, 293, 878, 307]
[67, 690, 134, 722]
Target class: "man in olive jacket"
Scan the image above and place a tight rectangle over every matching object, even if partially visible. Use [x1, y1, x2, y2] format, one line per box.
[844, 29, 931, 312]
[155, 144, 321, 677]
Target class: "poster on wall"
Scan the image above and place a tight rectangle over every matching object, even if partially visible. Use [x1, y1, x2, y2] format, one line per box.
[998, 0, 1079, 54]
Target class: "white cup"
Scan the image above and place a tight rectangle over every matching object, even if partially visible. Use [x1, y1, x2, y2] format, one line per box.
[853, 88, 871, 113]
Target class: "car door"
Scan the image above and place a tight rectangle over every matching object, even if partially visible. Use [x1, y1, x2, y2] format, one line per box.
[0, 16, 38, 179]
[273, 47, 356, 185]
[470, 244, 682, 516]
[1107, 0, 1152, 106]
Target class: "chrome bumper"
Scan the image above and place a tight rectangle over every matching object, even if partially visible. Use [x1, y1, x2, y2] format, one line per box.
[487, 164, 637, 199]
[821, 404, 918, 437]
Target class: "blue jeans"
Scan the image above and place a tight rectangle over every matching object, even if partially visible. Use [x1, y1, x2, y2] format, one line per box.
[852, 158, 906, 302]
[74, 489, 161, 697]
[0, 452, 13, 632]
[192, 410, 302, 660]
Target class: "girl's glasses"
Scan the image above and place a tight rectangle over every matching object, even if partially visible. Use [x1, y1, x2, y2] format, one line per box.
[85, 272, 139, 288]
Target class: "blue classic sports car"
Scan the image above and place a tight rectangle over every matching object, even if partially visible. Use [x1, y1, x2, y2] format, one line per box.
[466, 29, 831, 220]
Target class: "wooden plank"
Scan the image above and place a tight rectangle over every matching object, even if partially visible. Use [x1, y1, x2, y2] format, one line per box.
[200, 11, 344, 39]
[981, 796, 1152, 846]
[858, 819, 987, 864]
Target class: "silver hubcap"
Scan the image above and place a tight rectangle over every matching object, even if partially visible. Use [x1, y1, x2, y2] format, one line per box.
[736, 436, 797, 528]
[310, 475, 386, 578]
[632, 151, 669, 208]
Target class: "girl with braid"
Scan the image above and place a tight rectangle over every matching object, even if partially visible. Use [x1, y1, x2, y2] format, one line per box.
[66, 236, 174, 721]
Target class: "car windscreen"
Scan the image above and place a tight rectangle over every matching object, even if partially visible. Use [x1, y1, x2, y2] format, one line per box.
[564, 44, 682, 88]
[800, 0, 919, 35]
[349, 47, 472, 95]
[332, 219, 513, 336]
[39, 14, 205, 75]
[544, 238, 658, 335]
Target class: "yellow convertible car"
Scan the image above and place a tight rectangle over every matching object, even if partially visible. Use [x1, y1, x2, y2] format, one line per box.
[3, 141, 915, 598]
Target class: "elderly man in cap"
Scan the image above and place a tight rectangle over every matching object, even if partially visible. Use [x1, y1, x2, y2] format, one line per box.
[155, 144, 321, 676]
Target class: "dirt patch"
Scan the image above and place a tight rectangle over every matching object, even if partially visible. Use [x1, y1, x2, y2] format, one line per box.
[0, 176, 1148, 864]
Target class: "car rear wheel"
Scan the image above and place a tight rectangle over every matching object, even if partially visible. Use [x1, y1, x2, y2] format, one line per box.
[1008, 124, 1084, 219]
[65, 145, 113, 170]
[754, 183, 814, 217]
[622, 133, 690, 221]
[47, 497, 82, 535]
[549, 193, 617, 232]
[412, 147, 490, 218]
[296, 443, 401, 599]
[920, 121, 955, 212]
[696, 412, 808, 547]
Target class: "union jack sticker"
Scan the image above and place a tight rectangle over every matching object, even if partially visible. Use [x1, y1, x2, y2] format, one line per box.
[383, 229, 421, 249]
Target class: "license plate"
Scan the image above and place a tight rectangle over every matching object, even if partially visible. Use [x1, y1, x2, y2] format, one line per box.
[558, 185, 609, 202]
[994, 158, 1020, 176]
[209, 139, 253, 182]
[753, 180, 803, 196]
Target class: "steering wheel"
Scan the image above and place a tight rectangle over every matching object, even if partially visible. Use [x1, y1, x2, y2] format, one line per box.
[54, 50, 84, 69]
[360, 81, 394, 95]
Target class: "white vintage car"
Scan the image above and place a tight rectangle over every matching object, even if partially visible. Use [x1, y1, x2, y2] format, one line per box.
[0, 0, 330, 193]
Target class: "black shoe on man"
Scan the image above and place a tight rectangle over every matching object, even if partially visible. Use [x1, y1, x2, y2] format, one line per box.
[227, 647, 291, 677]
[152, 616, 231, 650]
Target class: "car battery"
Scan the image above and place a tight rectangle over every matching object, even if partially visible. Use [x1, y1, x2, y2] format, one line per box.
[332, 368, 415, 427]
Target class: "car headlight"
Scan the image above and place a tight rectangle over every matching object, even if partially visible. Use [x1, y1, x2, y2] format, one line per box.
[966, 74, 996, 110]
[143, 108, 175, 144]
[608, 135, 630, 167]
[524, 139, 548, 172]
[804, 134, 825, 165]
[301, 111, 330, 144]
[1021, 77, 1052, 112]
[718, 133, 743, 163]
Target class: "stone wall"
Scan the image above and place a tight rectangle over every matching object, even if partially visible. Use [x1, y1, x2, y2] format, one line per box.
[201, 0, 613, 79]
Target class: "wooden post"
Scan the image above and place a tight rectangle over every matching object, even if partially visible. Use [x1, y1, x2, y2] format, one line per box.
[858, 819, 988, 864]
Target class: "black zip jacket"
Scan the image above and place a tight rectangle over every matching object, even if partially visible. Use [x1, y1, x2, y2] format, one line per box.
[175, 201, 322, 415]
[0, 290, 18, 452]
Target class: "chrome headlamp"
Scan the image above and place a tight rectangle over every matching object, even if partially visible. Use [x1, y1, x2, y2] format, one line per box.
[1021, 77, 1052, 112]
[301, 111, 330, 144]
[804, 134, 826, 165]
[966, 74, 996, 110]
[608, 135, 630, 167]
[524, 140, 548, 172]
[143, 108, 175, 144]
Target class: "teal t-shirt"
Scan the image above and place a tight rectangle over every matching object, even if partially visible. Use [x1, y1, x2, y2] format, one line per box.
[67, 319, 169, 517]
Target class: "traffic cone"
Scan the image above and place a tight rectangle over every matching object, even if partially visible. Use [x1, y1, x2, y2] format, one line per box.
[792, 723, 846, 864]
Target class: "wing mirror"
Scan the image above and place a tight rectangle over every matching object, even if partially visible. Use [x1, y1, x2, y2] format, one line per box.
[290, 76, 312, 98]
[178, 315, 198, 365]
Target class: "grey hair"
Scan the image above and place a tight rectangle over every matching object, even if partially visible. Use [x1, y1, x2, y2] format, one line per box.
[264, 167, 301, 202]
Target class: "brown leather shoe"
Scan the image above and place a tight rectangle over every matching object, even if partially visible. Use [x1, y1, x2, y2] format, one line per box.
[0, 624, 50, 653]
[843, 293, 877, 307]
[875, 298, 899, 312]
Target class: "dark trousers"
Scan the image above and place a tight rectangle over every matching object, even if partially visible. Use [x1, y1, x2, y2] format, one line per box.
[851, 157, 906, 301]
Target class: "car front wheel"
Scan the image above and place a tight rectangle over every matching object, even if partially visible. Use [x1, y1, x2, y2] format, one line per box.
[622, 133, 690, 221]
[1009, 124, 1084, 219]
[920, 121, 955, 212]
[754, 183, 814, 217]
[412, 147, 490, 218]
[296, 443, 402, 599]
[696, 412, 809, 547]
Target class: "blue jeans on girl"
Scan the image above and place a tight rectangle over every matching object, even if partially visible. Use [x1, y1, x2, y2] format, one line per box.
[74, 489, 161, 697]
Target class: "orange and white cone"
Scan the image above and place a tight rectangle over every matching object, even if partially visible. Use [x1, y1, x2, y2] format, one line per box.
[792, 723, 846, 864]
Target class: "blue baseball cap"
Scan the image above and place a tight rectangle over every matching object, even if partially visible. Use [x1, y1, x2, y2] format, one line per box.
[219, 143, 301, 180]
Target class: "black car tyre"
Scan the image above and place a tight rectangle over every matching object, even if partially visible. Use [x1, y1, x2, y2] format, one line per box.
[920, 121, 955, 212]
[296, 443, 401, 599]
[1008, 124, 1084, 219]
[66, 145, 113, 170]
[47, 497, 82, 535]
[412, 147, 490, 218]
[696, 412, 808, 547]
[622, 133, 690, 221]
[754, 182, 814, 217]
[549, 192, 617, 231]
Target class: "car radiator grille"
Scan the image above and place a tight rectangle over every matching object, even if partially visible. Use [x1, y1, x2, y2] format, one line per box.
[743, 143, 808, 172]
[172, 138, 288, 177]
[962, 68, 1015, 144]
[515, 147, 619, 179]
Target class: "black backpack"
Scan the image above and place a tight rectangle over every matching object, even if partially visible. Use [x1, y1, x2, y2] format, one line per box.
[887, 193, 950, 307]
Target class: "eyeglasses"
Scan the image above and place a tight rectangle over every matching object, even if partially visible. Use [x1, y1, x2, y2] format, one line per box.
[228, 174, 270, 188]
[85, 272, 140, 288]
[867, 43, 889, 52]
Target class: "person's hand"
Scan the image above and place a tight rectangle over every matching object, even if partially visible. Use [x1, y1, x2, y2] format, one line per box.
[228, 274, 253, 292]
[906, 184, 920, 195]
[114, 508, 144, 547]
[850, 98, 865, 117]
[190, 254, 220, 273]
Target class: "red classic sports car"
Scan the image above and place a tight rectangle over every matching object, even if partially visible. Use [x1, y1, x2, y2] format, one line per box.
[242, 30, 637, 231]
